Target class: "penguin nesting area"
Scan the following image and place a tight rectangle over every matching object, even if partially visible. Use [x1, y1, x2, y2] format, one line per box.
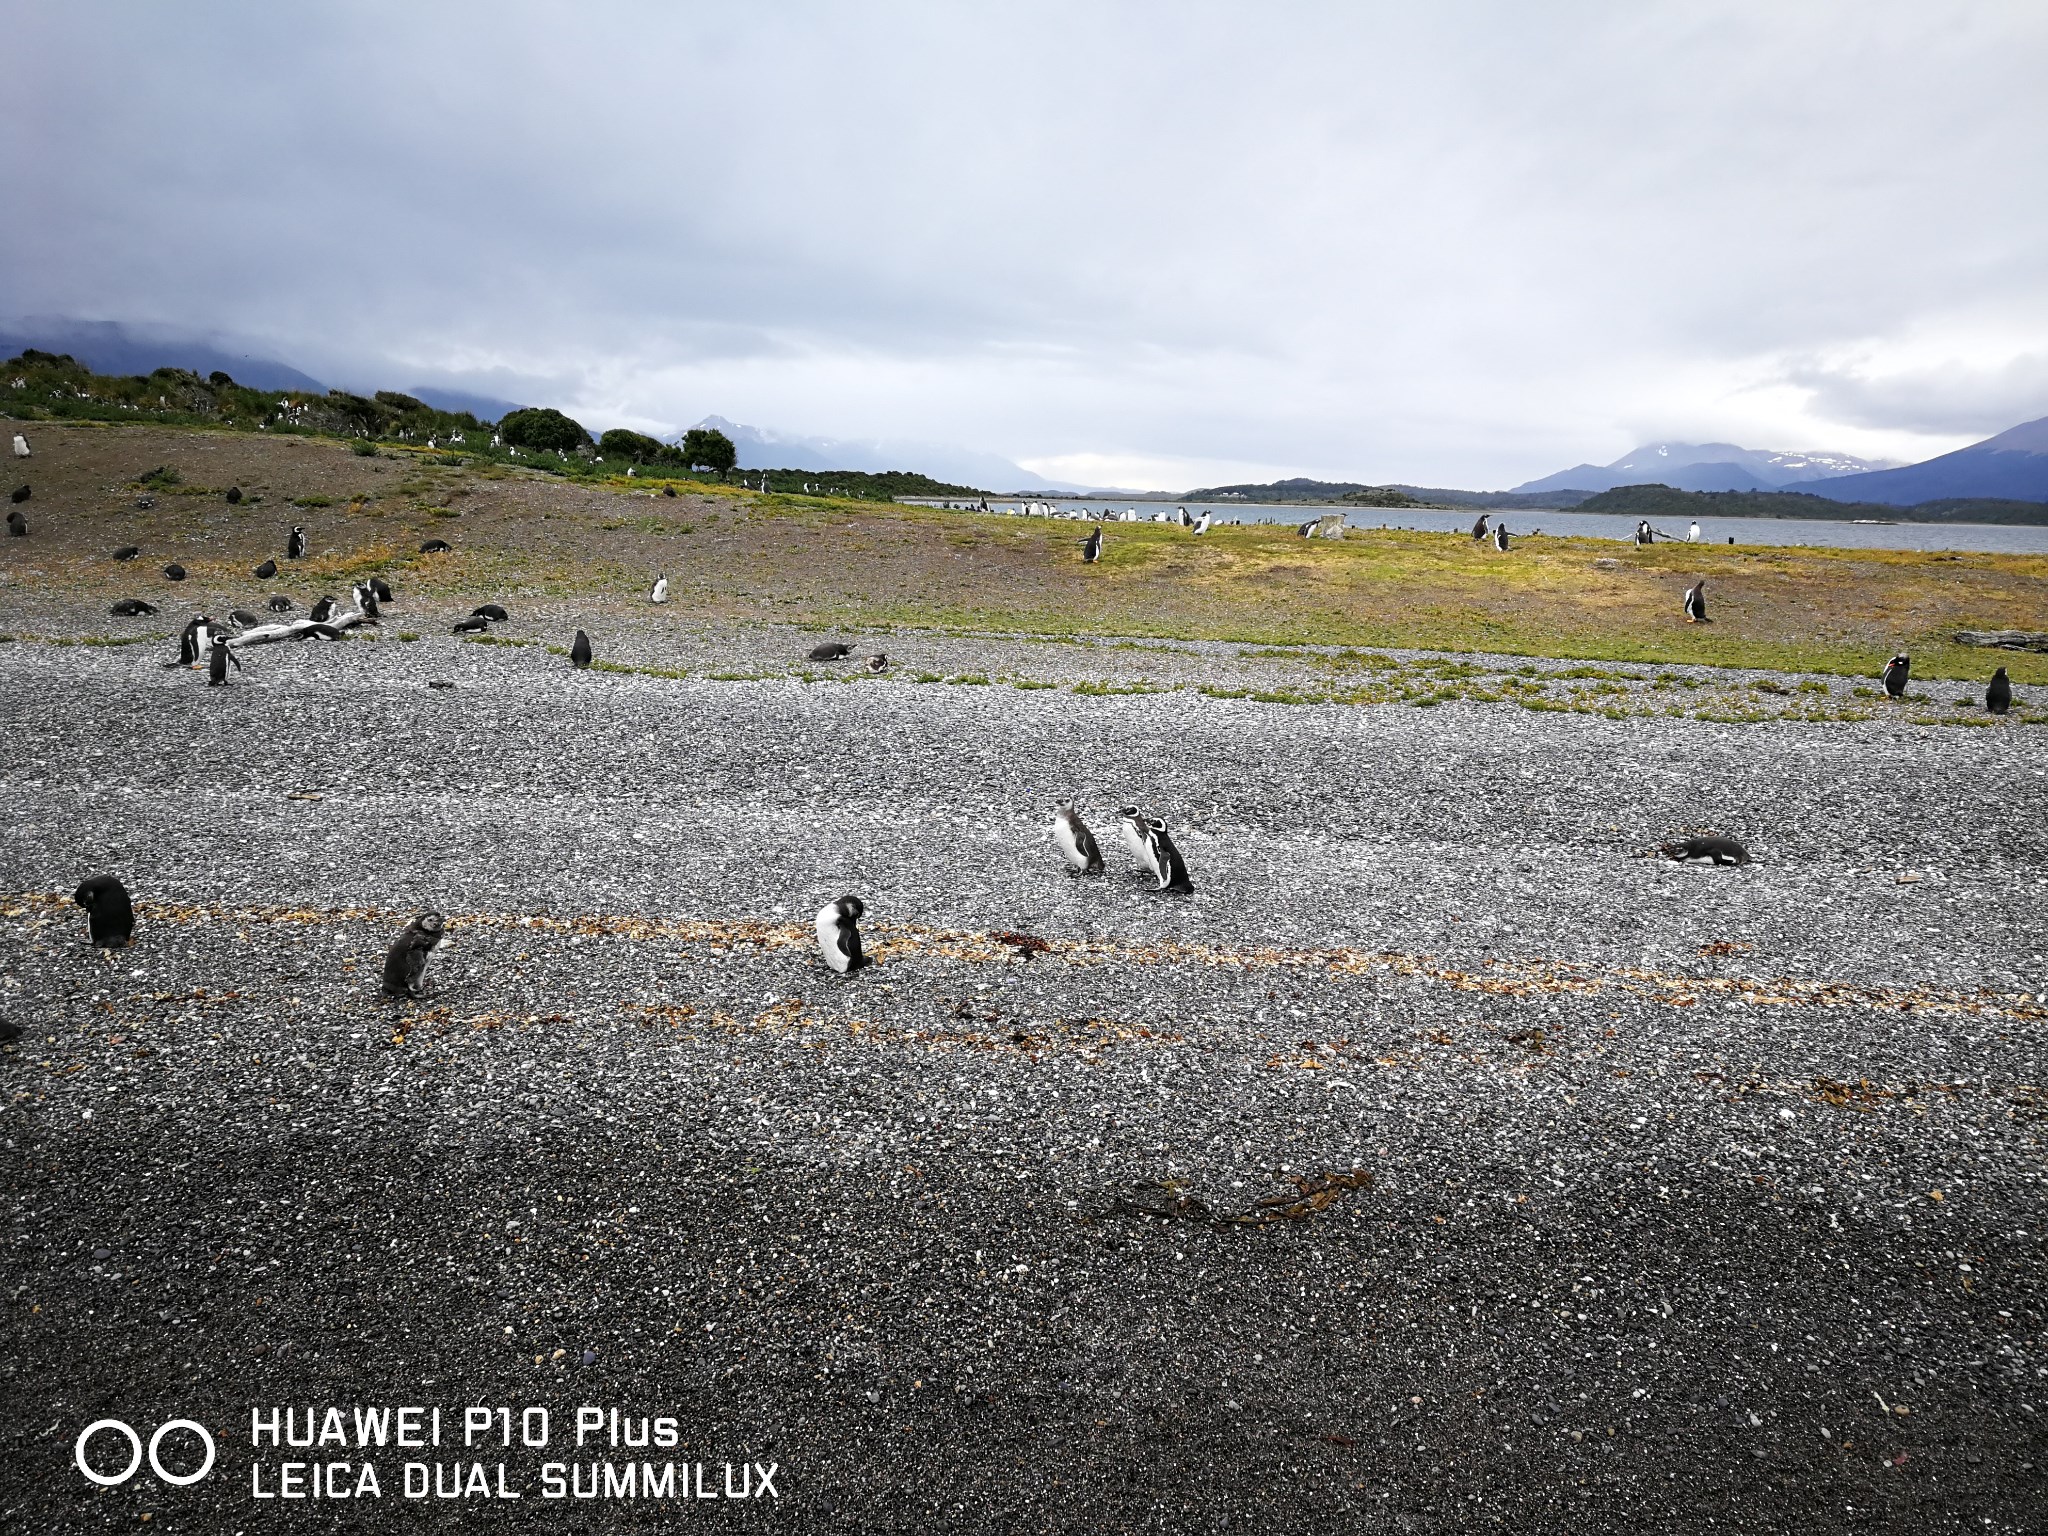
[3, 421, 2047, 1532]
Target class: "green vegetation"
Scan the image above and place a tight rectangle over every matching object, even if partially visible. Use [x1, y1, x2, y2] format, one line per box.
[498, 406, 591, 454]
[678, 427, 737, 475]
[1578, 482, 2048, 527]
[598, 428, 665, 462]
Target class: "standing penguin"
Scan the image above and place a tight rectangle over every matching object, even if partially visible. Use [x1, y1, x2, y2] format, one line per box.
[173, 614, 210, 667]
[367, 575, 393, 603]
[1118, 808, 1195, 893]
[1882, 653, 1911, 699]
[225, 486, 243, 505]
[1471, 513, 1490, 542]
[815, 896, 868, 975]
[1682, 580, 1709, 623]
[1052, 806, 1105, 874]
[570, 630, 593, 669]
[1493, 523, 1510, 552]
[1082, 526, 1103, 563]
[1986, 666, 2012, 715]
[309, 595, 337, 623]
[11, 432, 28, 457]
[73, 875, 135, 948]
[649, 575, 669, 604]
[1191, 512, 1211, 535]
[286, 525, 306, 559]
[5, 509, 24, 537]
[352, 583, 381, 619]
[381, 912, 447, 998]
[206, 627, 243, 686]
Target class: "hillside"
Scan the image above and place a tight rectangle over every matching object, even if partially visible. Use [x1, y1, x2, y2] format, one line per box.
[1514, 441, 1893, 495]
[1577, 483, 2048, 526]
[1800, 415, 2048, 506]
[1181, 477, 1585, 509]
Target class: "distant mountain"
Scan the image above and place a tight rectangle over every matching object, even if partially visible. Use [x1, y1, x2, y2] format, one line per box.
[1576, 483, 2048, 526]
[1513, 441, 1895, 496]
[683, 416, 1081, 493]
[1797, 415, 2048, 506]
[1181, 477, 1588, 509]
[405, 386, 525, 423]
[0, 317, 326, 393]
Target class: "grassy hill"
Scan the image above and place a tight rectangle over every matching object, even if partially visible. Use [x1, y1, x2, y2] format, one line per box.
[1578, 483, 2048, 525]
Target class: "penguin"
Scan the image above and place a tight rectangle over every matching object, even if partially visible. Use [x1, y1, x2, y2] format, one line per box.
[649, 575, 669, 604]
[353, 583, 382, 619]
[1178, 507, 1192, 528]
[807, 641, 854, 661]
[367, 576, 393, 602]
[1659, 835, 1750, 866]
[452, 616, 490, 634]
[1117, 808, 1195, 893]
[173, 614, 210, 667]
[10, 433, 27, 458]
[570, 630, 593, 668]
[1493, 524, 1510, 552]
[163, 562, 187, 581]
[228, 608, 260, 629]
[662, 484, 676, 497]
[113, 545, 141, 561]
[134, 495, 155, 510]
[73, 874, 135, 948]
[109, 599, 158, 617]
[225, 486, 243, 505]
[9, 483, 26, 503]
[1191, 513, 1211, 535]
[6, 509, 25, 537]
[1682, 580, 1708, 624]
[1881, 654, 1910, 699]
[309, 595, 337, 623]
[865, 653, 889, 673]
[1052, 806, 1104, 874]
[1986, 666, 2012, 716]
[419, 538, 452, 553]
[252, 558, 278, 579]
[286, 525, 306, 559]
[1471, 513, 1490, 541]
[206, 628, 242, 686]
[1296, 519, 1316, 537]
[1687, 521, 1701, 543]
[1082, 526, 1103, 563]
[815, 896, 867, 975]
[266, 594, 293, 613]
[381, 911, 447, 998]
[471, 603, 509, 621]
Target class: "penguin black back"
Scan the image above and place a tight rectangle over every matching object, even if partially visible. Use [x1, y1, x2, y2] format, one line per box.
[253, 558, 277, 579]
[7, 509, 27, 536]
[1082, 526, 1103, 563]
[1882, 653, 1911, 699]
[74, 875, 135, 948]
[9, 483, 27, 504]
[1659, 835, 1750, 867]
[110, 598, 157, 616]
[1986, 666, 2012, 715]
[419, 538, 452, 553]
[225, 485, 242, 505]
[571, 630, 593, 668]
[807, 641, 853, 661]
[471, 603, 508, 621]
[113, 545, 140, 561]
[381, 912, 447, 998]
[163, 562, 187, 581]
[266, 594, 293, 612]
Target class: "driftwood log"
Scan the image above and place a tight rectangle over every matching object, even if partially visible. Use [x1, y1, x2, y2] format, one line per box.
[1954, 630, 2048, 653]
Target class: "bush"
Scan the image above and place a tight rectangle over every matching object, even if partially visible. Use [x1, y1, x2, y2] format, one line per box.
[598, 428, 665, 462]
[499, 406, 592, 454]
[374, 390, 426, 413]
[679, 427, 736, 475]
[349, 439, 377, 456]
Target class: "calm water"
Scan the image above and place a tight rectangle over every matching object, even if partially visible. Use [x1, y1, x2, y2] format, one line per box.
[983, 499, 2048, 555]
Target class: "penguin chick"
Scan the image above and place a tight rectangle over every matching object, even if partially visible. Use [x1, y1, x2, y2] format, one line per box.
[1118, 808, 1195, 893]
[73, 874, 136, 948]
[1986, 666, 2012, 715]
[815, 896, 868, 974]
[1052, 806, 1105, 874]
[1659, 836, 1751, 867]
[381, 911, 447, 998]
[1881, 653, 1910, 699]
[807, 641, 854, 661]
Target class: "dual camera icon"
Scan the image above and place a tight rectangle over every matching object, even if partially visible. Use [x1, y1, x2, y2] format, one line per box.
[75, 1419, 217, 1486]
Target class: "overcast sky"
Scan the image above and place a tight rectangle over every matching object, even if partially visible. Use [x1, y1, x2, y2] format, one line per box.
[6, 3, 2046, 489]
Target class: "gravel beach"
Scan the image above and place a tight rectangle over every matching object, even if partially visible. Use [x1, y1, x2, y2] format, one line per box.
[2, 630, 2044, 1533]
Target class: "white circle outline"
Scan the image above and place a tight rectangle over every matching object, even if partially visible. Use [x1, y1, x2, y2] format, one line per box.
[75, 1419, 143, 1486]
[148, 1419, 216, 1486]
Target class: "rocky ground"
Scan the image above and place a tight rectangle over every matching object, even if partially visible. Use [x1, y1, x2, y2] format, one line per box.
[1, 627, 2043, 1534]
